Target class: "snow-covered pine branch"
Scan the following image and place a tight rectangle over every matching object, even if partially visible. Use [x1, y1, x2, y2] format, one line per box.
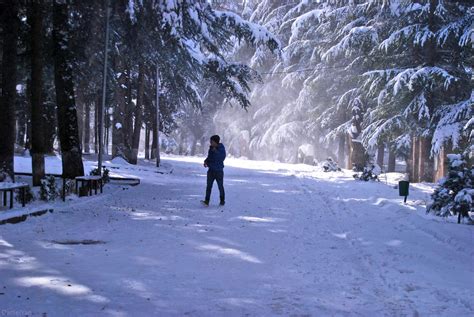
[323, 26, 378, 62]
[432, 94, 474, 155]
[361, 115, 405, 151]
[213, 10, 281, 53]
[437, 13, 474, 47]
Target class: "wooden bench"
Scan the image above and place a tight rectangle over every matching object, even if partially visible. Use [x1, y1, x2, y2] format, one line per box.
[75, 176, 103, 196]
[0, 182, 29, 209]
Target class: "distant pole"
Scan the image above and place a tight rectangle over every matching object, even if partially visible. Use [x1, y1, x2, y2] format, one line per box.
[155, 65, 161, 167]
[98, 0, 110, 175]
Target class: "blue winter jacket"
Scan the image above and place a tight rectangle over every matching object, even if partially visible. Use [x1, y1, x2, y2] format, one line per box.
[205, 143, 226, 171]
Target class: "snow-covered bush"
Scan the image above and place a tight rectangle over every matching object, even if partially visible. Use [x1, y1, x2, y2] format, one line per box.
[15, 186, 35, 204]
[353, 162, 381, 181]
[298, 144, 316, 165]
[322, 157, 341, 172]
[427, 154, 473, 222]
[0, 169, 12, 182]
[90, 167, 110, 183]
[63, 179, 76, 197]
[162, 137, 178, 155]
[40, 175, 59, 201]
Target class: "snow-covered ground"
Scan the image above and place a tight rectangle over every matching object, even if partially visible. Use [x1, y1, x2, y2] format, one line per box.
[0, 155, 473, 316]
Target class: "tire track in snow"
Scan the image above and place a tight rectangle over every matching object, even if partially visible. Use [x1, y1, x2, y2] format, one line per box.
[294, 177, 419, 316]
[393, 218, 471, 255]
[296, 176, 474, 316]
[277, 176, 386, 314]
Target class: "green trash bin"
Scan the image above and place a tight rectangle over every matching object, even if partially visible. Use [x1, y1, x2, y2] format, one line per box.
[399, 180, 409, 203]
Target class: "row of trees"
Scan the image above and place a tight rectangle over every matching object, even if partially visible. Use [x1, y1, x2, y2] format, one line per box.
[0, 0, 278, 185]
[176, 0, 472, 182]
[0, 0, 84, 183]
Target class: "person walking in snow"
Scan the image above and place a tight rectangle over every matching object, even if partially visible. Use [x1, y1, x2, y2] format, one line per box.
[201, 135, 226, 206]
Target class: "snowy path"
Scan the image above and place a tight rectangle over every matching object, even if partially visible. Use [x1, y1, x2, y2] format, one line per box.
[1, 156, 473, 316]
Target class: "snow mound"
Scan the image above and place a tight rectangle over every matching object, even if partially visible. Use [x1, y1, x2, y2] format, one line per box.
[110, 157, 130, 165]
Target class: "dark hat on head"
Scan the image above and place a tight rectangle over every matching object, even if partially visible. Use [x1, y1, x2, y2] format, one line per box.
[210, 135, 220, 143]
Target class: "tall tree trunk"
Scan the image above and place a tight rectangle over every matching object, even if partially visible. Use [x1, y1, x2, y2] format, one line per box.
[16, 119, 27, 148]
[52, 0, 84, 178]
[84, 102, 91, 153]
[190, 137, 197, 156]
[418, 0, 437, 183]
[145, 124, 150, 160]
[418, 137, 426, 182]
[130, 64, 145, 165]
[151, 115, 157, 159]
[178, 133, 185, 155]
[0, 1, 19, 181]
[44, 98, 56, 154]
[200, 136, 206, 156]
[387, 144, 396, 172]
[419, 136, 434, 182]
[348, 99, 367, 170]
[104, 94, 110, 156]
[406, 137, 414, 180]
[26, 112, 32, 151]
[105, 123, 109, 156]
[30, 0, 46, 186]
[112, 58, 127, 159]
[125, 68, 134, 156]
[346, 133, 352, 169]
[350, 140, 366, 171]
[434, 142, 451, 182]
[377, 143, 384, 168]
[76, 85, 85, 152]
[411, 136, 420, 182]
[338, 134, 345, 167]
[94, 96, 99, 153]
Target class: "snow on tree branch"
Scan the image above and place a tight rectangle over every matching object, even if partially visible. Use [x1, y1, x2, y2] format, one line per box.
[432, 94, 474, 155]
[213, 10, 281, 53]
[379, 24, 421, 52]
[323, 26, 378, 62]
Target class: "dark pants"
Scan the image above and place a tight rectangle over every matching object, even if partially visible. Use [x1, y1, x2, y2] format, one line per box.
[205, 170, 225, 202]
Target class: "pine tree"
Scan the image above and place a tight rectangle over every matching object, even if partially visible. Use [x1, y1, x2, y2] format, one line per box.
[129, 63, 145, 164]
[208, 0, 472, 177]
[52, 0, 85, 178]
[361, 1, 473, 181]
[427, 154, 473, 223]
[29, 0, 46, 186]
[101, 0, 280, 162]
[0, 0, 20, 181]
